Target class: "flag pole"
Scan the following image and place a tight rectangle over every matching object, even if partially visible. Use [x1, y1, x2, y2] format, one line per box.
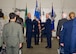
[39, 2, 42, 43]
[26, 3, 27, 9]
[25, 3, 27, 18]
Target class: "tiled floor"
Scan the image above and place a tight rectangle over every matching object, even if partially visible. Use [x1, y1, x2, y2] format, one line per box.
[22, 38, 59, 54]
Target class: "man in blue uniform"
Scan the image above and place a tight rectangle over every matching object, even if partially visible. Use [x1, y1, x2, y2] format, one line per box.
[45, 13, 52, 48]
[60, 20, 73, 54]
[33, 18, 40, 45]
[71, 18, 76, 54]
[25, 13, 33, 48]
[60, 12, 75, 54]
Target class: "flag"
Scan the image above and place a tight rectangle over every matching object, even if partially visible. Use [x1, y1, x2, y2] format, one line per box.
[40, 2, 41, 16]
[51, 20, 54, 30]
[24, 4, 28, 27]
[50, 3, 56, 30]
[34, 0, 41, 20]
[51, 5, 54, 17]
[25, 4, 27, 18]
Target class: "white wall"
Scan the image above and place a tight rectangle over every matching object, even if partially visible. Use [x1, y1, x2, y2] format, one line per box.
[0, 0, 76, 30]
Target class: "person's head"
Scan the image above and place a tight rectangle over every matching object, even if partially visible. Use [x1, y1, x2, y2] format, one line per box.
[46, 13, 50, 19]
[0, 9, 2, 12]
[62, 12, 67, 18]
[69, 12, 75, 19]
[9, 12, 16, 21]
[15, 10, 20, 16]
[27, 13, 31, 19]
[0, 9, 4, 18]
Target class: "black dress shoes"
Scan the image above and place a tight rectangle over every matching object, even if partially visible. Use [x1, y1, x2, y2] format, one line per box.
[30, 46, 33, 48]
[45, 46, 51, 48]
[45, 46, 48, 48]
[27, 46, 33, 48]
[35, 43, 39, 45]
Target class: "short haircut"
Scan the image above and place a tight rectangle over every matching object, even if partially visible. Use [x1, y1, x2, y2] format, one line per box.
[69, 12, 75, 18]
[0, 9, 2, 12]
[9, 12, 16, 19]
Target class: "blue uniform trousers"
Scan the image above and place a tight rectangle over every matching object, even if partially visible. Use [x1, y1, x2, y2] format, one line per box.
[26, 32, 32, 48]
[46, 33, 51, 48]
[34, 32, 39, 45]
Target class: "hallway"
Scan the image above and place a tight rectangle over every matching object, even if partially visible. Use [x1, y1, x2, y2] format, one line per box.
[22, 38, 59, 54]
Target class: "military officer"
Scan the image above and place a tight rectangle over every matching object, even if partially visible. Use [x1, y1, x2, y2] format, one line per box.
[45, 13, 52, 48]
[0, 10, 8, 53]
[56, 12, 68, 40]
[33, 17, 40, 45]
[25, 13, 33, 48]
[2, 12, 24, 54]
[71, 18, 76, 54]
[60, 12, 75, 54]
[15, 10, 24, 34]
[0, 10, 4, 52]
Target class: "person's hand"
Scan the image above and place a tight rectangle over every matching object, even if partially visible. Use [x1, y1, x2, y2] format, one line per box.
[57, 36, 60, 39]
[3, 43, 6, 49]
[52, 30, 55, 32]
[41, 27, 45, 30]
[32, 30, 34, 32]
[38, 21, 40, 24]
[19, 43, 22, 49]
[60, 43, 64, 46]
